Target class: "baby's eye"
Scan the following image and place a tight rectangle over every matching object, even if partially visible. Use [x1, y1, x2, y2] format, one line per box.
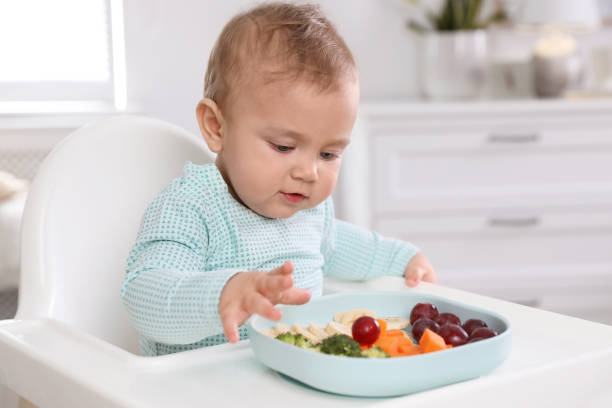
[320, 152, 338, 160]
[271, 143, 293, 152]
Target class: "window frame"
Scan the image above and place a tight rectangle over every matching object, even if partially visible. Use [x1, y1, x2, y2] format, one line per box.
[0, 0, 127, 114]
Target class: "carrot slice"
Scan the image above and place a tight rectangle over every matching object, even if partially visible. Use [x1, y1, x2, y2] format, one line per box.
[396, 336, 414, 352]
[376, 318, 387, 337]
[376, 336, 400, 356]
[397, 345, 422, 356]
[420, 328, 447, 353]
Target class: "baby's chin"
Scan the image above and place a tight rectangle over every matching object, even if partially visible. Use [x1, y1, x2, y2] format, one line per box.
[254, 207, 302, 219]
[251, 202, 317, 219]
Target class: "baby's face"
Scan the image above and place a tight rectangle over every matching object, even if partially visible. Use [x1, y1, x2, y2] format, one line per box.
[217, 77, 359, 218]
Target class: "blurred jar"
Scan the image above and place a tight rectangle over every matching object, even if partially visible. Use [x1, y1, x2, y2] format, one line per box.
[416, 30, 488, 100]
[531, 30, 584, 98]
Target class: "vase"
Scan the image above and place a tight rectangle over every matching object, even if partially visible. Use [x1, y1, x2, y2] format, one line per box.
[532, 51, 584, 98]
[416, 30, 488, 100]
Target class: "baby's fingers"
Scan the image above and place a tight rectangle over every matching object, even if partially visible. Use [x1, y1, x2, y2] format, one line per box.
[277, 287, 311, 306]
[257, 261, 294, 295]
[270, 260, 293, 276]
[405, 267, 424, 287]
[405, 266, 437, 287]
[246, 292, 282, 322]
[220, 312, 241, 343]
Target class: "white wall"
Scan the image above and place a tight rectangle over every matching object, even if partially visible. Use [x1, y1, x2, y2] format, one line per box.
[123, 0, 419, 136]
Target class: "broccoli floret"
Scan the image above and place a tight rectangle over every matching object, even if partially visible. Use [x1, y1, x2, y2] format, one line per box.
[275, 332, 315, 350]
[294, 334, 315, 350]
[360, 346, 390, 359]
[275, 332, 297, 345]
[319, 334, 363, 357]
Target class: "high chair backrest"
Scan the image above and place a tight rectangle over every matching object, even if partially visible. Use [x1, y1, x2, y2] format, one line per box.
[16, 116, 214, 354]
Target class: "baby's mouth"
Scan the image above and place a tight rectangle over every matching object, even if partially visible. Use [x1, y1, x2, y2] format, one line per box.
[280, 192, 306, 203]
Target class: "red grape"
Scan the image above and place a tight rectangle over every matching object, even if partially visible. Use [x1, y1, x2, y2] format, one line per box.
[438, 323, 469, 346]
[434, 312, 461, 327]
[469, 327, 498, 341]
[410, 302, 439, 324]
[462, 318, 488, 336]
[351, 316, 380, 346]
[411, 318, 440, 341]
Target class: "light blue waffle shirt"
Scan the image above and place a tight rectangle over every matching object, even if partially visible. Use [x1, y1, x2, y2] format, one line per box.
[121, 162, 418, 356]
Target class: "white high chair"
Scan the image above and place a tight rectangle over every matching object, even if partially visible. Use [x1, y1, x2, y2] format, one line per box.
[3, 116, 612, 408]
[0, 115, 214, 407]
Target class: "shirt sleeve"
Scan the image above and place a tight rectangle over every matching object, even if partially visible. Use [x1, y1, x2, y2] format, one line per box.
[321, 199, 419, 280]
[120, 189, 240, 345]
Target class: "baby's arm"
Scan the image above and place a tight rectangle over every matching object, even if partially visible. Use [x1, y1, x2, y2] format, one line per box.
[218, 260, 311, 343]
[322, 201, 436, 285]
[122, 236, 237, 345]
[121, 191, 310, 346]
[121, 191, 240, 345]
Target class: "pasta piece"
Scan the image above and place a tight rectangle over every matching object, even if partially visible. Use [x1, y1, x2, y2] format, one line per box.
[307, 322, 329, 344]
[333, 309, 376, 326]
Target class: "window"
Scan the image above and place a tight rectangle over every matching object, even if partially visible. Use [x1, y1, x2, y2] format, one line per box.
[0, 0, 126, 112]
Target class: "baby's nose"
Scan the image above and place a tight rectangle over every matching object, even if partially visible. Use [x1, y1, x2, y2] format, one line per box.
[291, 158, 318, 182]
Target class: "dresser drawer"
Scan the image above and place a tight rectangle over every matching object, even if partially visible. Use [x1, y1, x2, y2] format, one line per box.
[375, 208, 612, 324]
[375, 208, 612, 272]
[371, 128, 612, 213]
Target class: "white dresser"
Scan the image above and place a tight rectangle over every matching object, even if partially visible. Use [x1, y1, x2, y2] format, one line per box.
[337, 99, 612, 325]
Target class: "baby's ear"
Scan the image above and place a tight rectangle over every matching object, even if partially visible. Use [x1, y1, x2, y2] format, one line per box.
[196, 98, 224, 153]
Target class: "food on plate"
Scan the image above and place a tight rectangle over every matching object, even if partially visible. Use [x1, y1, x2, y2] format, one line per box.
[276, 332, 316, 350]
[360, 345, 390, 358]
[273, 330, 390, 358]
[374, 327, 420, 357]
[351, 316, 380, 346]
[409, 303, 499, 347]
[291, 323, 320, 344]
[409, 302, 439, 324]
[468, 327, 498, 343]
[325, 320, 352, 337]
[420, 329, 451, 353]
[462, 318, 488, 336]
[411, 318, 441, 341]
[265, 301, 500, 358]
[261, 322, 291, 337]
[307, 322, 328, 342]
[438, 323, 469, 346]
[319, 334, 363, 357]
[333, 308, 375, 326]
[380, 316, 410, 330]
[434, 312, 461, 327]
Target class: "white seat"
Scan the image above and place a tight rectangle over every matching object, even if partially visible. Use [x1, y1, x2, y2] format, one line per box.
[0, 115, 214, 406]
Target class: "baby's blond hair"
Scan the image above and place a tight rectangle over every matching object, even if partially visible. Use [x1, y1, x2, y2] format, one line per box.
[204, 2, 356, 110]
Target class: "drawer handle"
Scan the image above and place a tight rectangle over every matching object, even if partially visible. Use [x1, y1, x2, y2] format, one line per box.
[487, 216, 540, 228]
[487, 133, 540, 144]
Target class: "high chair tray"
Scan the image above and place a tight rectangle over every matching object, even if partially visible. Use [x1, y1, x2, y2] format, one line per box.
[1, 279, 612, 407]
[248, 291, 511, 397]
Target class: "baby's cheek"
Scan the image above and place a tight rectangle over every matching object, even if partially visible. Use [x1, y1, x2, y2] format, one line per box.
[323, 170, 339, 194]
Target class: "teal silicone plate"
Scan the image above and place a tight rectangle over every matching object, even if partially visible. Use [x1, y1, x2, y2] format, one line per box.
[248, 291, 511, 397]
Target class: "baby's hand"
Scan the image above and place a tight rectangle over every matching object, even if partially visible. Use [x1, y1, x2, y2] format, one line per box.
[404, 253, 437, 287]
[219, 260, 311, 343]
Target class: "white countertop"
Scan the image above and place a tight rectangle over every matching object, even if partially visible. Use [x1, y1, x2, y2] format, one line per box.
[1, 278, 612, 407]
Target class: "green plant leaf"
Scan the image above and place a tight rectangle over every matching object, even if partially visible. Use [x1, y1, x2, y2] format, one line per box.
[452, 0, 465, 30]
[409, 0, 500, 32]
[466, 0, 482, 30]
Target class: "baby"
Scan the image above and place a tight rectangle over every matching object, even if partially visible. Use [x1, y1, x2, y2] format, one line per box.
[121, 2, 436, 356]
